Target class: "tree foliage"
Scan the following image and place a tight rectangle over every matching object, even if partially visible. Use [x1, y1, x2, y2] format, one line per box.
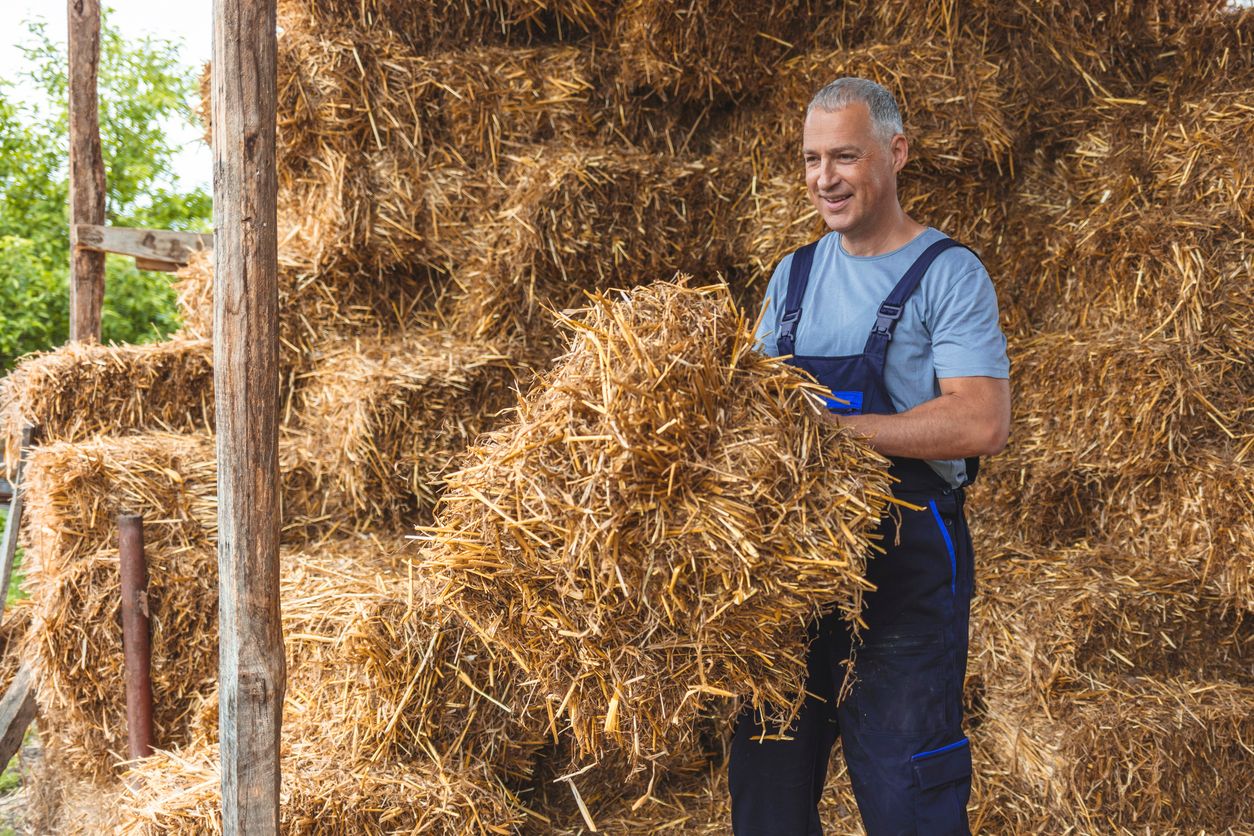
[0, 13, 211, 372]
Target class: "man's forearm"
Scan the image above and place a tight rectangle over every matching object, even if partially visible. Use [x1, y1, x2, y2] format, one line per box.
[818, 385, 1009, 459]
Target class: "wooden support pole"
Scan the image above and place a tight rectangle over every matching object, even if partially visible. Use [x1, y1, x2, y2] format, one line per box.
[0, 662, 37, 770]
[118, 514, 155, 761]
[0, 425, 35, 628]
[68, 0, 106, 342]
[213, 0, 283, 832]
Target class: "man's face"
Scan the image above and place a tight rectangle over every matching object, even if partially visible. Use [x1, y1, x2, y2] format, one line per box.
[802, 102, 908, 237]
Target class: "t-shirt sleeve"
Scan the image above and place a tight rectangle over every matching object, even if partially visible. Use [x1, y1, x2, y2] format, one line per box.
[753, 254, 792, 358]
[926, 258, 1010, 379]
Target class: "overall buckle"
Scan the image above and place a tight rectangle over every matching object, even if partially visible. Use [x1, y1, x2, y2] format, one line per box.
[872, 302, 903, 339]
[777, 308, 801, 344]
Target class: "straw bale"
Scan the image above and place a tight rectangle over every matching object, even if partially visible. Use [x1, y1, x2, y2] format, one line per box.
[271, 534, 545, 783]
[971, 544, 1252, 694]
[0, 337, 213, 473]
[609, 0, 808, 104]
[1006, 328, 1249, 476]
[848, 0, 1230, 149]
[277, 148, 497, 277]
[339, 596, 545, 782]
[173, 249, 446, 364]
[980, 677, 1254, 830]
[22, 530, 414, 781]
[19, 431, 218, 579]
[969, 452, 1252, 643]
[269, 21, 600, 274]
[451, 147, 750, 345]
[276, 0, 612, 52]
[281, 328, 519, 530]
[23, 543, 219, 780]
[275, 17, 598, 170]
[116, 743, 524, 835]
[423, 279, 893, 763]
[115, 534, 533, 834]
[16, 408, 524, 600]
[970, 538, 1254, 827]
[1097, 453, 1254, 614]
[1008, 91, 1254, 345]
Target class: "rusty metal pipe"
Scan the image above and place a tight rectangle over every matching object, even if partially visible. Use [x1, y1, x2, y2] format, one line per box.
[118, 513, 154, 760]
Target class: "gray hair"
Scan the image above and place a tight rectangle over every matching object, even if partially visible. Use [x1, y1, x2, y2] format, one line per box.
[806, 77, 904, 144]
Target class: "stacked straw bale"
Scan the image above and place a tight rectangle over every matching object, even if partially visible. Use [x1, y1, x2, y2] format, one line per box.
[17, 431, 215, 777]
[118, 746, 524, 836]
[451, 147, 752, 345]
[1005, 329, 1248, 475]
[281, 328, 519, 527]
[609, 0, 810, 104]
[113, 533, 532, 834]
[275, 0, 612, 52]
[273, 21, 600, 274]
[25, 543, 218, 779]
[18, 432, 218, 579]
[422, 280, 893, 762]
[0, 337, 213, 469]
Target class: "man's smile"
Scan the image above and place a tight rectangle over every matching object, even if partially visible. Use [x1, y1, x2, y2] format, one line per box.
[820, 193, 852, 211]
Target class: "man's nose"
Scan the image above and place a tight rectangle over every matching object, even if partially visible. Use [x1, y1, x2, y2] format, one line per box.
[816, 160, 840, 192]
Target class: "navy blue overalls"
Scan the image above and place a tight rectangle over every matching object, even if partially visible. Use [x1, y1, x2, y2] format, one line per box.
[729, 238, 978, 836]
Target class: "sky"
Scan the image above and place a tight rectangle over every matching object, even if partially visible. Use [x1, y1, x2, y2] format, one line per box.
[0, 1, 213, 191]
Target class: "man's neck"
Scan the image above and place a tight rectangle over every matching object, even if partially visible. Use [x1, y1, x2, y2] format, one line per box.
[840, 211, 927, 257]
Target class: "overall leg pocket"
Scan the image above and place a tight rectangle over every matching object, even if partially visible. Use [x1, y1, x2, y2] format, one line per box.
[911, 737, 973, 835]
[847, 632, 954, 736]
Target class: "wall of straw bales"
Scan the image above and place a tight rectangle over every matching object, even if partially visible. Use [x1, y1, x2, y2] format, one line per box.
[3, 0, 1251, 832]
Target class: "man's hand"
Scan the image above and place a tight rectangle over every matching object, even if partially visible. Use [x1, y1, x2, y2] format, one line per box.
[817, 376, 1010, 459]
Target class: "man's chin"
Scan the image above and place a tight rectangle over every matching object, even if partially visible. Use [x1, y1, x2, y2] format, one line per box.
[822, 214, 852, 233]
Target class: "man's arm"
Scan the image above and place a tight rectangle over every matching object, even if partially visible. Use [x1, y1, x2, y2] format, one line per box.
[817, 375, 1010, 459]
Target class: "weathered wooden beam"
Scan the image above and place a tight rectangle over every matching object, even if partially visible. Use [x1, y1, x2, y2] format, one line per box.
[0, 425, 36, 629]
[68, 0, 106, 342]
[213, 0, 283, 832]
[74, 224, 213, 269]
[0, 662, 37, 770]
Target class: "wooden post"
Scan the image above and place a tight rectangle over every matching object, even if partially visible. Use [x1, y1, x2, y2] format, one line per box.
[0, 425, 35, 628]
[213, 0, 283, 832]
[68, 0, 106, 342]
[0, 662, 38, 770]
[118, 514, 155, 760]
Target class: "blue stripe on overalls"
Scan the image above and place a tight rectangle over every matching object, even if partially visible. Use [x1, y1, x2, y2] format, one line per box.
[728, 237, 978, 836]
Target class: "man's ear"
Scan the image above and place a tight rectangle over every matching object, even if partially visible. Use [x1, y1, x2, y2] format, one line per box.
[891, 133, 909, 173]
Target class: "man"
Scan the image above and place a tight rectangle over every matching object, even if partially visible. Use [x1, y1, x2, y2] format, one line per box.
[730, 78, 1011, 835]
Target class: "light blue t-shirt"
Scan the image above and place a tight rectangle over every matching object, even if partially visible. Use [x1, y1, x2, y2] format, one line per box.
[754, 228, 1010, 488]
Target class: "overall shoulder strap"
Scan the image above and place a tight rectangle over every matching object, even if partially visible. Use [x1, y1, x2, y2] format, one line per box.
[863, 237, 971, 359]
[775, 240, 819, 358]
[862, 235, 985, 489]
